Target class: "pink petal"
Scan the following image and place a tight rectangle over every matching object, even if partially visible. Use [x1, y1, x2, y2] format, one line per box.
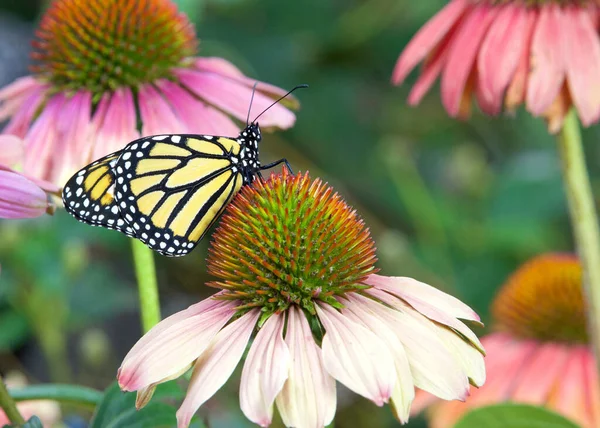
[563, 7, 600, 126]
[511, 342, 570, 403]
[476, 5, 531, 115]
[526, 4, 566, 115]
[2, 85, 46, 138]
[582, 348, 600, 427]
[441, 4, 498, 117]
[342, 295, 413, 421]
[0, 134, 24, 167]
[156, 80, 239, 136]
[118, 299, 237, 391]
[505, 11, 537, 111]
[364, 289, 470, 401]
[176, 309, 260, 428]
[176, 68, 296, 129]
[0, 170, 48, 218]
[91, 87, 139, 160]
[240, 313, 290, 427]
[391, 0, 469, 85]
[138, 84, 184, 137]
[364, 274, 481, 323]
[22, 94, 64, 182]
[275, 306, 337, 428]
[315, 302, 396, 406]
[0, 76, 41, 101]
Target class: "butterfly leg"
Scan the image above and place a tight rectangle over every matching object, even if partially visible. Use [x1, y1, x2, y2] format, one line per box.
[259, 158, 294, 175]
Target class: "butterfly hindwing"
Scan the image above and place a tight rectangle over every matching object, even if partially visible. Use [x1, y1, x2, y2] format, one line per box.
[112, 134, 245, 256]
[62, 151, 135, 237]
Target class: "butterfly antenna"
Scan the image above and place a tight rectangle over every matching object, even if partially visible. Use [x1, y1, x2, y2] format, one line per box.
[252, 84, 308, 124]
[246, 82, 258, 126]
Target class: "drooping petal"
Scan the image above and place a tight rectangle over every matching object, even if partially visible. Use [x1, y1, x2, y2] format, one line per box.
[177, 309, 260, 428]
[359, 289, 470, 401]
[511, 342, 569, 403]
[0, 135, 24, 167]
[0, 77, 45, 122]
[175, 68, 296, 129]
[526, 4, 565, 116]
[2, 85, 47, 138]
[476, 4, 530, 114]
[0, 170, 48, 218]
[276, 306, 336, 428]
[563, 7, 600, 126]
[157, 79, 239, 136]
[363, 274, 480, 323]
[138, 84, 184, 136]
[342, 295, 413, 422]
[240, 313, 290, 427]
[392, 0, 469, 85]
[441, 4, 497, 117]
[118, 299, 237, 391]
[315, 303, 396, 406]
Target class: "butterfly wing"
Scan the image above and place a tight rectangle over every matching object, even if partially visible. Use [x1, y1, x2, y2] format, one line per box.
[113, 134, 244, 256]
[62, 151, 135, 237]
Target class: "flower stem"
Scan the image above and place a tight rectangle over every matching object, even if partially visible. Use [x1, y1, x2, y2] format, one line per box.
[9, 384, 102, 410]
[557, 110, 600, 371]
[0, 376, 25, 425]
[131, 240, 161, 332]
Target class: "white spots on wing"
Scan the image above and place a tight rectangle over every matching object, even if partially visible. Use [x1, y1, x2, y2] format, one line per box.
[76, 176, 84, 185]
[202, 135, 213, 140]
[122, 152, 131, 160]
[152, 135, 168, 141]
[142, 141, 151, 149]
[76, 188, 83, 197]
[171, 136, 181, 143]
[136, 152, 144, 158]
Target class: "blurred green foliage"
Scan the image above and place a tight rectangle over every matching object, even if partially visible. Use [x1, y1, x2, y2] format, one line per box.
[1, 0, 598, 426]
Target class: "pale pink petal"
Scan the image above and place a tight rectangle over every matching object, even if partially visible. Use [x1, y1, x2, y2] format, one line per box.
[138, 84, 184, 137]
[176, 68, 296, 129]
[391, 0, 469, 84]
[526, 4, 565, 115]
[0, 135, 24, 167]
[176, 309, 260, 428]
[582, 348, 600, 428]
[193, 58, 294, 102]
[118, 299, 237, 391]
[362, 289, 470, 401]
[476, 5, 530, 114]
[315, 303, 396, 406]
[157, 80, 239, 136]
[563, 8, 600, 126]
[441, 4, 497, 117]
[91, 87, 139, 160]
[0, 77, 41, 101]
[363, 274, 481, 323]
[22, 94, 64, 182]
[2, 85, 47, 138]
[0, 170, 48, 218]
[240, 312, 290, 427]
[276, 306, 336, 428]
[342, 295, 413, 422]
[505, 11, 538, 111]
[511, 342, 569, 403]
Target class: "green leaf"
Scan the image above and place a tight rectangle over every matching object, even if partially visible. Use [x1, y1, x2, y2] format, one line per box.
[454, 403, 581, 428]
[2, 416, 43, 428]
[90, 381, 188, 428]
[0, 310, 30, 351]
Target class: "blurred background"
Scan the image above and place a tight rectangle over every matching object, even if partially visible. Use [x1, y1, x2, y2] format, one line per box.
[0, 0, 597, 426]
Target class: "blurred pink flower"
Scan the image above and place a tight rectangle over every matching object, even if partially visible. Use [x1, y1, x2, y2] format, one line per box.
[0, 0, 298, 188]
[0, 135, 55, 219]
[0, 372, 61, 427]
[118, 172, 485, 428]
[392, 0, 600, 132]
[413, 254, 600, 428]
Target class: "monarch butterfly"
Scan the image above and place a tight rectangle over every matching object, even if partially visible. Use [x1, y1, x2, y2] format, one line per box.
[62, 84, 307, 257]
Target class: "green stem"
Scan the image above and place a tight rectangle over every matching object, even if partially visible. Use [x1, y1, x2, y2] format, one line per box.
[557, 110, 600, 371]
[9, 384, 102, 410]
[0, 376, 25, 425]
[131, 240, 161, 332]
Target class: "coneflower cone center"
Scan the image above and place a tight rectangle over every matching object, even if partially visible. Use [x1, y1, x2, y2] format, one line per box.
[492, 254, 587, 344]
[207, 172, 378, 316]
[31, 0, 197, 97]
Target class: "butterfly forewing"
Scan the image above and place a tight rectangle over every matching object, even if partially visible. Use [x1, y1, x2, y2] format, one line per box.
[112, 134, 245, 256]
[62, 151, 135, 237]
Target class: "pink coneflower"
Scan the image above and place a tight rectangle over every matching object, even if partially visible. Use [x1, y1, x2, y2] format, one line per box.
[0, 0, 298, 187]
[413, 254, 600, 428]
[117, 171, 485, 428]
[392, 0, 600, 132]
[0, 135, 55, 219]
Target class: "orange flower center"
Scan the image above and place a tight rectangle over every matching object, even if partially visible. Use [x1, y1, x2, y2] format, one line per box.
[492, 254, 587, 343]
[31, 0, 197, 98]
[207, 171, 378, 318]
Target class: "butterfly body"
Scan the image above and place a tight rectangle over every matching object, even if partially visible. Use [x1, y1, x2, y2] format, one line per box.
[63, 124, 270, 257]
